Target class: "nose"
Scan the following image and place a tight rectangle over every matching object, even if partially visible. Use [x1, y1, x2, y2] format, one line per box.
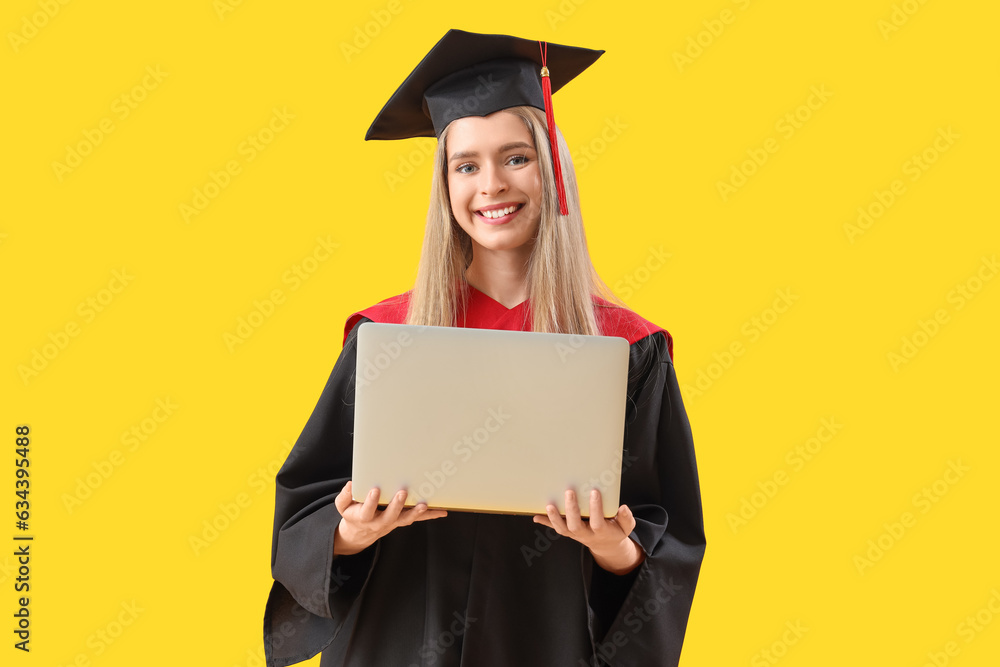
[479, 162, 507, 197]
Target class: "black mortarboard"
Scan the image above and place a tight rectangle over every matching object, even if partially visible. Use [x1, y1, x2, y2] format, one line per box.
[365, 29, 604, 214]
[366, 29, 604, 140]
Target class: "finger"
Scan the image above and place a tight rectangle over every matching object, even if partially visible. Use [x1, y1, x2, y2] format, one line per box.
[393, 497, 421, 526]
[533, 514, 553, 528]
[358, 487, 381, 522]
[615, 504, 637, 536]
[405, 505, 448, 523]
[564, 489, 584, 533]
[588, 489, 605, 532]
[335, 481, 354, 514]
[546, 502, 568, 534]
[395, 501, 444, 526]
[379, 489, 408, 525]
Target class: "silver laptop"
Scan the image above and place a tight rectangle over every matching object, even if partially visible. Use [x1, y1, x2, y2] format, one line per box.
[351, 323, 630, 517]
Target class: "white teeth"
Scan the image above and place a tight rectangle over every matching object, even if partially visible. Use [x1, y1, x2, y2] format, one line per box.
[482, 205, 517, 219]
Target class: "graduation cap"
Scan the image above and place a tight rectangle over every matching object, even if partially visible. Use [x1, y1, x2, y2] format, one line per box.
[365, 29, 604, 215]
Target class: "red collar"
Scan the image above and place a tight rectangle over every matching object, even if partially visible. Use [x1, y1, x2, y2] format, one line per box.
[344, 285, 672, 358]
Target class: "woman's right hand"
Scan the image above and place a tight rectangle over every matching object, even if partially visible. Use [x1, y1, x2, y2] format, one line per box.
[333, 480, 448, 556]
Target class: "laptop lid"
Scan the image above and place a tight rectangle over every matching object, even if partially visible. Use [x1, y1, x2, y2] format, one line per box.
[351, 322, 630, 518]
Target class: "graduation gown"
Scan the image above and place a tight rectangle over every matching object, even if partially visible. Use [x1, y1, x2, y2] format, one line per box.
[263, 285, 706, 667]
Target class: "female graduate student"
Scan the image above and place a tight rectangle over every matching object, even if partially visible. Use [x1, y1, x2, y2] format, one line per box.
[264, 30, 705, 667]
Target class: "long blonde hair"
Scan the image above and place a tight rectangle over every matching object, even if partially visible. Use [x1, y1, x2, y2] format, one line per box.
[406, 106, 623, 335]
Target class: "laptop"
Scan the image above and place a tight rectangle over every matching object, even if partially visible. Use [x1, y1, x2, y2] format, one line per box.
[351, 323, 630, 517]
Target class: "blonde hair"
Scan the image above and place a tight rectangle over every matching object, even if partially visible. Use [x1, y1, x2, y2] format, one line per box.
[406, 106, 623, 335]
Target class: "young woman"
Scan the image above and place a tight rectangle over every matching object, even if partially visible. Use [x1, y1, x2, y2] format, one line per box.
[264, 30, 706, 667]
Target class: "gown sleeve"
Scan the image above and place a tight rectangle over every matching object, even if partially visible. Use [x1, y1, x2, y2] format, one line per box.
[584, 330, 706, 666]
[263, 318, 379, 667]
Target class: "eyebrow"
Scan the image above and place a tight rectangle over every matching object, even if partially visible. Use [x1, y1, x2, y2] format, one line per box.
[448, 141, 535, 163]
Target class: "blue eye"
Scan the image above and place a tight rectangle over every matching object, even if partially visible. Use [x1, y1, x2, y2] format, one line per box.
[455, 163, 476, 174]
[508, 155, 529, 166]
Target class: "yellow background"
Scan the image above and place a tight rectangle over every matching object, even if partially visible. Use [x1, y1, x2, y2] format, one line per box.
[2, 0, 998, 665]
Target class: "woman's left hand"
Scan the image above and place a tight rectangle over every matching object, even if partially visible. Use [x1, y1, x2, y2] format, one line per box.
[533, 488, 646, 575]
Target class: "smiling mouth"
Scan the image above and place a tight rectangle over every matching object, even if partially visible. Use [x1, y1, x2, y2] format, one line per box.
[476, 203, 524, 220]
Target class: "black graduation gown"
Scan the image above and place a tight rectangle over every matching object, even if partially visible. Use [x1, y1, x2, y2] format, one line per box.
[264, 290, 706, 666]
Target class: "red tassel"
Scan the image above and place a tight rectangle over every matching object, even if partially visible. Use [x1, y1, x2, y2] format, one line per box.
[539, 41, 568, 216]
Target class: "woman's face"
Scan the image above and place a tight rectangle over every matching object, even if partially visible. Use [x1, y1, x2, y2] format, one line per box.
[445, 111, 543, 256]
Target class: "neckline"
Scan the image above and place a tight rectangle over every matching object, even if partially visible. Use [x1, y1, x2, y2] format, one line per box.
[466, 283, 529, 312]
